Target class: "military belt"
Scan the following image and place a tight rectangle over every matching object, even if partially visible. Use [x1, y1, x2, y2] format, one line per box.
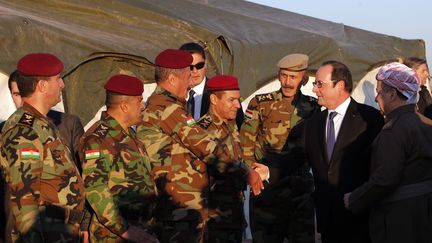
[42, 204, 85, 225]
[380, 179, 432, 204]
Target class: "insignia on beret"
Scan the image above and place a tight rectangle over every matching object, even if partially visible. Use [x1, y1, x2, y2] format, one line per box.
[255, 93, 274, 103]
[94, 124, 109, 138]
[197, 116, 212, 129]
[85, 150, 100, 160]
[18, 113, 35, 127]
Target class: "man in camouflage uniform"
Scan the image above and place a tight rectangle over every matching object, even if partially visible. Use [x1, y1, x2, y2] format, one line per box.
[136, 49, 263, 243]
[240, 54, 320, 243]
[0, 53, 87, 242]
[200, 75, 256, 243]
[79, 75, 159, 243]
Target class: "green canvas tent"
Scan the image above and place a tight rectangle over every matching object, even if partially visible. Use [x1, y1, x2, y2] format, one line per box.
[0, 0, 425, 124]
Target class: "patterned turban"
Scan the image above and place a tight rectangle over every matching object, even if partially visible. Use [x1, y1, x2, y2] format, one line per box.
[376, 62, 420, 104]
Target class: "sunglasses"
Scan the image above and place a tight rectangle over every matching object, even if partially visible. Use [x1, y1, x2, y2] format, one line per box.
[190, 62, 205, 71]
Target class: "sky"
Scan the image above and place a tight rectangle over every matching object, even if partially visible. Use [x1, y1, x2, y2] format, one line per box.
[246, 0, 431, 65]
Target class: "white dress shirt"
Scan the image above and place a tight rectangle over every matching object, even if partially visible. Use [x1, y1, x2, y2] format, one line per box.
[190, 77, 206, 120]
[326, 97, 351, 140]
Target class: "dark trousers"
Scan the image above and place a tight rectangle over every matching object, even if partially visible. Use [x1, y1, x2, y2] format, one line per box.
[319, 211, 370, 243]
[156, 220, 203, 243]
[369, 193, 432, 243]
[250, 177, 315, 243]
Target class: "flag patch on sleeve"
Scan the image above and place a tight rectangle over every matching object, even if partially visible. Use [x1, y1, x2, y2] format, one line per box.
[186, 115, 196, 126]
[85, 150, 100, 160]
[245, 109, 253, 119]
[20, 148, 40, 159]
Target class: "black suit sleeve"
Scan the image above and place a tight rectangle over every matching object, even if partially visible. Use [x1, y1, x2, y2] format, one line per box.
[349, 130, 402, 213]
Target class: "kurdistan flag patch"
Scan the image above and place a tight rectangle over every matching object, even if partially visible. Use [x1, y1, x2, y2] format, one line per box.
[85, 150, 100, 160]
[186, 115, 196, 126]
[245, 109, 253, 119]
[20, 148, 40, 159]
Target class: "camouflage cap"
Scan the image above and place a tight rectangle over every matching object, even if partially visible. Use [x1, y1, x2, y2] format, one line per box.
[277, 53, 309, 71]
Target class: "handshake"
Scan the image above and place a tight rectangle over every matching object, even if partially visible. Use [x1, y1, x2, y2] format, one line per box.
[214, 159, 269, 196]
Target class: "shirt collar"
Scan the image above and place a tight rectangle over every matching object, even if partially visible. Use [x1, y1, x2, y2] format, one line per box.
[329, 97, 351, 117]
[192, 77, 206, 95]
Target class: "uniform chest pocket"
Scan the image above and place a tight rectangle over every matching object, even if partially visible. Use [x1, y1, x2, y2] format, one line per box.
[43, 138, 73, 176]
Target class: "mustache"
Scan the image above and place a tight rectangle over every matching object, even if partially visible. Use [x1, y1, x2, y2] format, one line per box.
[281, 84, 296, 89]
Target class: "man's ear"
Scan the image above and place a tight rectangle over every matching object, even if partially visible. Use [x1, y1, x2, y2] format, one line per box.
[36, 79, 47, 93]
[389, 89, 399, 101]
[209, 93, 218, 106]
[337, 80, 345, 90]
[119, 98, 129, 113]
[168, 73, 176, 87]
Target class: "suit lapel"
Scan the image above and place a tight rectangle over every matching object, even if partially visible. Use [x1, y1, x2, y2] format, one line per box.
[319, 110, 329, 163]
[200, 79, 209, 117]
[330, 99, 361, 164]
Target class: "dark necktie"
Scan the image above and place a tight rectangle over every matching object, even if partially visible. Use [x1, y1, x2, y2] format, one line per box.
[187, 89, 196, 117]
[326, 111, 337, 160]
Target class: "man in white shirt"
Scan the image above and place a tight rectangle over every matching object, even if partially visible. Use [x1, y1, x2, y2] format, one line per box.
[180, 42, 244, 128]
[180, 42, 209, 120]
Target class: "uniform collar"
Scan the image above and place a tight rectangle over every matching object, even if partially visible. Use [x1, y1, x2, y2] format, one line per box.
[208, 110, 237, 131]
[100, 111, 130, 136]
[154, 86, 185, 105]
[22, 102, 48, 120]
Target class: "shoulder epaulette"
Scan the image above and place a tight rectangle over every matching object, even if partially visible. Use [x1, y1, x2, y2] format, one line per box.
[197, 115, 212, 129]
[18, 112, 35, 127]
[93, 123, 110, 138]
[255, 93, 275, 103]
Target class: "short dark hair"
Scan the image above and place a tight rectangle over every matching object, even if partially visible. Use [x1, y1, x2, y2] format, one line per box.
[8, 70, 19, 91]
[179, 42, 206, 60]
[403, 57, 427, 71]
[105, 91, 129, 109]
[155, 66, 183, 83]
[321, 60, 353, 93]
[16, 72, 45, 97]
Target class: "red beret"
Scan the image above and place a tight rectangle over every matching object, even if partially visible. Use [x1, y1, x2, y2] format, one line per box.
[104, 75, 144, 96]
[155, 49, 193, 69]
[206, 75, 239, 91]
[17, 53, 64, 76]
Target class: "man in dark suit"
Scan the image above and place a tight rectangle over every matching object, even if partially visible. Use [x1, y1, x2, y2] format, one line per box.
[179, 42, 244, 128]
[305, 61, 384, 243]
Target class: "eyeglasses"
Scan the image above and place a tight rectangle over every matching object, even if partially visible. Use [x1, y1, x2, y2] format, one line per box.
[312, 80, 337, 88]
[190, 61, 205, 71]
